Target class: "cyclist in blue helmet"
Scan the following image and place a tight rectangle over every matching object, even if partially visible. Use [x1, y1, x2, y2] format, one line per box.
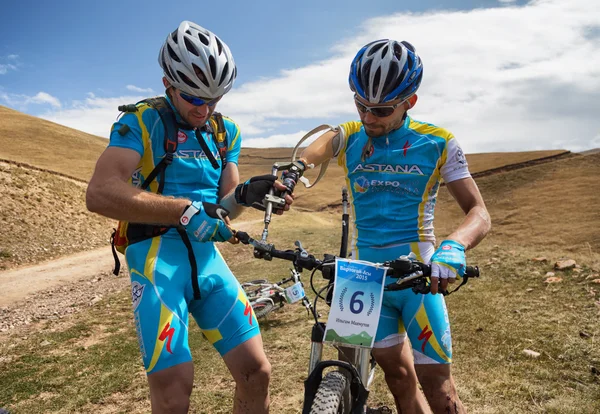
[300, 39, 491, 413]
[87, 20, 293, 414]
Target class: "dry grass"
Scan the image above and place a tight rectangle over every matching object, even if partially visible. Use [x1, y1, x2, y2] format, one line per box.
[1, 105, 598, 413]
[0, 106, 107, 181]
[1, 204, 598, 413]
[0, 161, 113, 270]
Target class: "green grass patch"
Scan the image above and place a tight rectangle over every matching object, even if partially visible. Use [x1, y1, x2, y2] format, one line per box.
[1, 217, 599, 413]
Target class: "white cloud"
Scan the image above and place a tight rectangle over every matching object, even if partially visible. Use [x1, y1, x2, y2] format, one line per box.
[27, 92, 61, 108]
[498, 0, 517, 4]
[126, 84, 155, 93]
[7, 54, 19, 60]
[38, 94, 145, 137]
[0, 64, 17, 75]
[13, 0, 600, 153]
[1, 91, 61, 108]
[220, 0, 600, 152]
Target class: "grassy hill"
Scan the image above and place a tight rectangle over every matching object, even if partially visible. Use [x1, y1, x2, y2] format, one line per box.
[0, 106, 599, 413]
[0, 106, 107, 181]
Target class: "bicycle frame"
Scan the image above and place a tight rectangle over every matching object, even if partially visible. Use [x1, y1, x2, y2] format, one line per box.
[235, 187, 479, 413]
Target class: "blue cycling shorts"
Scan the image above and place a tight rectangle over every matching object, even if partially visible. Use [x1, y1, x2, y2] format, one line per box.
[126, 236, 260, 374]
[354, 242, 452, 365]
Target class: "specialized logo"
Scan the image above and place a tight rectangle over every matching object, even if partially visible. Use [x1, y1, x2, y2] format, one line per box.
[403, 140, 411, 156]
[353, 176, 370, 193]
[131, 281, 145, 311]
[361, 142, 374, 160]
[177, 131, 188, 143]
[352, 163, 424, 175]
[158, 322, 176, 354]
[418, 325, 433, 353]
[243, 299, 254, 326]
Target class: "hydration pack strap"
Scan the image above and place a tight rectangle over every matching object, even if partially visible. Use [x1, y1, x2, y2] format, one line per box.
[177, 227, 201, 300]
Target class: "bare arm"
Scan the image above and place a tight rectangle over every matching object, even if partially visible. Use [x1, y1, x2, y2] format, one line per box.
[444, 177, 492, 250]
[218, 162, 245, 219]
[300, 130, 338, 167]
[86, 147, 190, 225]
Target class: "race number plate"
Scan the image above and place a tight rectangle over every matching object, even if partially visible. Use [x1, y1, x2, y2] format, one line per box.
[284, 282, 305, 304]
[323, 258, 387, 348]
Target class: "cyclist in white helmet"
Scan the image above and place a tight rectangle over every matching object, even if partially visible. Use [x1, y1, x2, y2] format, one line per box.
[87, 21, 292, 413]
[299, 39, 491, 413]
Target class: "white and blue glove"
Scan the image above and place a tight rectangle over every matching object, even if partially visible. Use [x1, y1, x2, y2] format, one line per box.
[430, 240, 466, 294]
[179, 201, 233, 243]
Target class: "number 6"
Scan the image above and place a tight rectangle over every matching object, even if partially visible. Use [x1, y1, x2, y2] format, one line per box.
[350, 291, 364, 314]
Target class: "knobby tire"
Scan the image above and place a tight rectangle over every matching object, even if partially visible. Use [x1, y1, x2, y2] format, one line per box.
[309, 371, 349, 414]
[252, 301, 276, 319]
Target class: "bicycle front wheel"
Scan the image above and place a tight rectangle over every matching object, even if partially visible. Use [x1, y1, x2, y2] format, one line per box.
[309, 371, 349, 414]
[252, 301, 276, 319]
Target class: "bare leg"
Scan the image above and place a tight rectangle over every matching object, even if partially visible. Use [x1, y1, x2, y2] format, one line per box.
[222, 335, 271, 414]
[147, 362, 194, 414]
[415, 364, 465, 414]
[372, 343, 431, 414]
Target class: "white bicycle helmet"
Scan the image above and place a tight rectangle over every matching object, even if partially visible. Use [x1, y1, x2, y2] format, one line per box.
[158, 21, 237, 98]
[349, 39, 423, 104]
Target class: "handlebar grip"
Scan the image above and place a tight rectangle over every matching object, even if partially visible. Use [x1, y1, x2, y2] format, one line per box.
[422, 264, 479, 278]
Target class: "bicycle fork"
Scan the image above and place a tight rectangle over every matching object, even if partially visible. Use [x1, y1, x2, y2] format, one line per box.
[303, 322, 372, 414]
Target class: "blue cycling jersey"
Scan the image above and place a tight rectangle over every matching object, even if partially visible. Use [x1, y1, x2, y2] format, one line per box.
[337, 115, 470, 250]
[107, 96, 258, 374]
[108, 95, 242, 205]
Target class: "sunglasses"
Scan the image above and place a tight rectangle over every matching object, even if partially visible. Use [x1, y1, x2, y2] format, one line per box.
[354, 95, 406, 118]
[179, 91, 221, 107]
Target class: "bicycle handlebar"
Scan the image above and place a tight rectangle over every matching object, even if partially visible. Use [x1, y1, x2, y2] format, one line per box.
[235, 231, 479, 295]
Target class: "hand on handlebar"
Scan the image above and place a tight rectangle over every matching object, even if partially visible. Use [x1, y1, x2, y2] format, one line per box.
[234, 174, 294, 214]
[430, 240, 466, 295]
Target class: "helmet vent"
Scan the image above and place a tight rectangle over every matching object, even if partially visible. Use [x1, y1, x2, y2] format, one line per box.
[198, 32, 210, 46]
[167, 44, 181, 62]
[184, 37, 199, 56]
[367, 42, 384, 57]
[380, 44, 389, 59]
[162, 55, 176, 81]
[171, 31, 178, 43]
[192, 64, 209, 87]
[178, 70, 199, 89]
[384, 64, 399, 90]
[208, 55, 217, 79]
[219, 62, 229, 85]
[393, 43, 403, 59]
[373, 67, 382, 93]
[215, 37, 224, 55]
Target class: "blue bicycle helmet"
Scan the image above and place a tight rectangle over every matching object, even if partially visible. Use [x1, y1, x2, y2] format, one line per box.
[349, 39, 423, 104]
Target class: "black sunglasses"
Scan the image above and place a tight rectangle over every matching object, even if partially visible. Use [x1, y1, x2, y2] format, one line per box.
[354, 95, 406, 118]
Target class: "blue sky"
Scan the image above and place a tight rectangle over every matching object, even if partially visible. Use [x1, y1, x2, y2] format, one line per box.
[1, 0, 599, 153]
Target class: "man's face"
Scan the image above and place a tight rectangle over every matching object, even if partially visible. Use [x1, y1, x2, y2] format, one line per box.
[354, 95, 412, 138]
[162, 78, 221, 128]
[171, 88, 222, 128]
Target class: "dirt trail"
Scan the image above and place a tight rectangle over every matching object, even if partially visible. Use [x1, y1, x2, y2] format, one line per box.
[0, 247, 115, 307]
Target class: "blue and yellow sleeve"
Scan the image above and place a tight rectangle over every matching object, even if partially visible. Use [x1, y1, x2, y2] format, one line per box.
[223, 117, 242, 165]
[109, 112, 145, 157]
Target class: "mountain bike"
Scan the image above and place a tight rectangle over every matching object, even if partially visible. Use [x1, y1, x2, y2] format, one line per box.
[241, 268, 314, 319]
[234, 190, 480, 413]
